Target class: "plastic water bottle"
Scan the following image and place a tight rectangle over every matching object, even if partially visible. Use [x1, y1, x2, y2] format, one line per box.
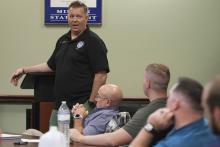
[58, 101, 70, 146]
[39, 126, 66, 147]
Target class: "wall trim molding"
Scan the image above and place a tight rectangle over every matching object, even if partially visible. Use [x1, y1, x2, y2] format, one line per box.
[0, 95, 148, 104]
[0, 95, 33, 104]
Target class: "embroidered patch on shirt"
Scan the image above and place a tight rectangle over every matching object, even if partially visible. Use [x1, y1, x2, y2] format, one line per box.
[76, 41, 85, 50]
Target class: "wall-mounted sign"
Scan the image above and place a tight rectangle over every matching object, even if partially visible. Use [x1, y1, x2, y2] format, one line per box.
[45, 0, 102, 25]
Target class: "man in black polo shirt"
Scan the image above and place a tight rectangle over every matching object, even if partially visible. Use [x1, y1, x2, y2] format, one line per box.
[10, 1, 109, 126]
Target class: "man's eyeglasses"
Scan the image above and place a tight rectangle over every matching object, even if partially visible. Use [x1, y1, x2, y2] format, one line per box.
[95, 92, 110, 101]
[95, 96, 109, 101]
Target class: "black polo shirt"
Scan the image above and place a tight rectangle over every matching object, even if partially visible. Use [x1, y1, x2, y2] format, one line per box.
[47, 27, 109, 109]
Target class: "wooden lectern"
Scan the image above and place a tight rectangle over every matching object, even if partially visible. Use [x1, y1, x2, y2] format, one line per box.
[21, 72, 55, 133]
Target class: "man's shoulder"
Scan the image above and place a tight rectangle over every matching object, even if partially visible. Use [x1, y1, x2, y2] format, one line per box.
[99, 108, 119, 117]
[133, 98, 167, 116]
[85, 29, 104, 42]
[143, 98, 166, 109]
[57, 31, 70, 42]
[156, 119, 216, 147]
[150, 97, 167, 105]
[90, 108, 118, 117]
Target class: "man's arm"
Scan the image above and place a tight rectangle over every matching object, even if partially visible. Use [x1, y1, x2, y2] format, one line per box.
[129, 129, 153, 147]
[70, 128, 133, 146]
[72, 104, 88, 133]
[89, 71, 107, 102]
[74, 119, 84, 134]
[10, 63, 53, 86]
[129, 108, 174, 147]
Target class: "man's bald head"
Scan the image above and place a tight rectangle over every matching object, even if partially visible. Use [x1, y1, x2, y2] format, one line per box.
[98, 84, 123, 106]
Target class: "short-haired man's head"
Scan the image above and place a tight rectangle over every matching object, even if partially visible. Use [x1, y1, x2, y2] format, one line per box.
[205, 75, 220, 112]
[98, 84, 123, 106]
[68, 0, 88, 15]
[174, 77, 203, 112]
[145, 63, 170, 91]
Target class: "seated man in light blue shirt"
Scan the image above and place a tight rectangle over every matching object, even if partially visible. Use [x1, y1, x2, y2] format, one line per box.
[71, 84, 123, 135]
[130, 77, 217, 147]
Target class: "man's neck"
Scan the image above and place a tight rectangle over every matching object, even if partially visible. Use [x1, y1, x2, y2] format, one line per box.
[71, 27, 87, 40]
[71, 32, 81, 40]
[174, 111, 203, 129]
[71, 33, 78, 40]
[148, 91, 167, 101]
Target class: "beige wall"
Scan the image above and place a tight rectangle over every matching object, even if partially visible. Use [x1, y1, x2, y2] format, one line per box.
[0, 104, 31, 133]
[1, 0, 220, 97]
[0, 0, 220, 132]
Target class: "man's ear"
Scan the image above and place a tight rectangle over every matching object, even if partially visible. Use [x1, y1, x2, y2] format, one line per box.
[85, 15, 89, 22]
[170, 99, 179, 111]
[106, 99, 112, 107]
[213, 107, 220, 122]
[145, 79, 150, 89]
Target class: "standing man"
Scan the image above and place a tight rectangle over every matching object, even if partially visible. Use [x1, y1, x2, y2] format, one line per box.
[10, 1, 109, 126]
[70, 63, 170, 146]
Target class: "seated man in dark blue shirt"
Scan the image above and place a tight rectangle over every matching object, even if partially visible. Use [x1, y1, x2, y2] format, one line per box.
[130, 77, 217, 147]
[71, 84, 123, 135]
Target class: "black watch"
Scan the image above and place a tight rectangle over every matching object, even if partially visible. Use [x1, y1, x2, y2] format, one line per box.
[144, 123, 157, 135]
[73, 114, 83, 119]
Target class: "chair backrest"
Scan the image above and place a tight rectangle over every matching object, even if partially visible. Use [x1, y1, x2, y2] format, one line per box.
[119, 99, 148, 117]
[105, 112, 131, 133]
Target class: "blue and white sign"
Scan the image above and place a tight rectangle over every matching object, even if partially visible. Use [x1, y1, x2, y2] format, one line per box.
[45, 0, 102, 25]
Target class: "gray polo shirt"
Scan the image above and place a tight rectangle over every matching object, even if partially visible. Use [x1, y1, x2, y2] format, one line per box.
[123, 98, 167, 138]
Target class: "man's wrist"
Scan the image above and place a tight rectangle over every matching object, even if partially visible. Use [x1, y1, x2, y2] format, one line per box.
[77, 134, 83, 143]
[73, 114, 83, 119]
[144, 123, 157, 135]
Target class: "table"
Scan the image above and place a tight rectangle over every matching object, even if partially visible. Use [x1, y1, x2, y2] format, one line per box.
[0, 139, 113, 147]
[0, 139, 37, 147]
[0, 133, 118, 147]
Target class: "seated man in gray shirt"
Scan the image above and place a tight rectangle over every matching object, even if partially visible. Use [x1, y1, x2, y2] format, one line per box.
[72, 84, 123, 135]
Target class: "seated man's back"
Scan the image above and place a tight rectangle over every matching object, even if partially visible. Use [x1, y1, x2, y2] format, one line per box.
[154, 118, 216, 147]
